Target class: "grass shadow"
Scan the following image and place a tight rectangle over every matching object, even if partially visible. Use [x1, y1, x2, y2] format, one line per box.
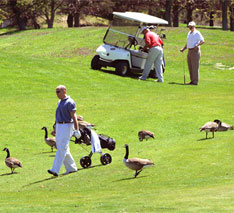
[0, 29, 21, 37]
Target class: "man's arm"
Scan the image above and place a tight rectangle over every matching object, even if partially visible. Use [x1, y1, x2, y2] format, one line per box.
[194, 40, 204, 50]
[180, 44, 187, 52]
[70, 110, 79, 130]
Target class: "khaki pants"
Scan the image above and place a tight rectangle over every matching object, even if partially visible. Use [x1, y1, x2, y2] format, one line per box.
[187, 49, 201, 85]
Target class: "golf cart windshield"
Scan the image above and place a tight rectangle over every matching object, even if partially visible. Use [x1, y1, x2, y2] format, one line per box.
[103, 12, 168, 49]
[104, 18, 140, 48]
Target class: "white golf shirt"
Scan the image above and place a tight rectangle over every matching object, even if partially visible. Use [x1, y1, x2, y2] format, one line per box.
[187, 29, 204, 50]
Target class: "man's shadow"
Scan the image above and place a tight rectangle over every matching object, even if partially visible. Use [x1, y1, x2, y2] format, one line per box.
[22, 176, 57, 188]
[22, 164, 103, 188]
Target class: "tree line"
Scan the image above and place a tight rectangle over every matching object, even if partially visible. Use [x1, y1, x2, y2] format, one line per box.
[0, 0, 233, 31]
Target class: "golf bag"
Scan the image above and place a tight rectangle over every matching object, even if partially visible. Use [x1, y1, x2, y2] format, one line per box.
[75, 127, 116, 151]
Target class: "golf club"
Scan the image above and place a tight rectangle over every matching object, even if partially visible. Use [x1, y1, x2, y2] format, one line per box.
[182, 52, 186, 84]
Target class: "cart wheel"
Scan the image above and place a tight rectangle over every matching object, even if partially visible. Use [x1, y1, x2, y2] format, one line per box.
[80, 156, 92, 168]
[116, 61, 129, 76]
[100, 153, 112, 165]
[91, 55, 102, 70]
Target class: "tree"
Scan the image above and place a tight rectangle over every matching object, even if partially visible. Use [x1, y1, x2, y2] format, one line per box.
[37, 0, 63, 28]
[6, 0, 28, 30]
[229, 0, 234, 31]
[221, 0, 229, 30]
[88, 0, 114, 20]
[172, 0, 186, 27]
[163, 0, 173, 26]
[186, 0, 194, 23]
[61, 0, 92, 27]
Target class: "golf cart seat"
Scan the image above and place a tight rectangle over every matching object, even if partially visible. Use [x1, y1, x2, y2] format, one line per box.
[130, 49, 148, 58]
[130, 49, 148, 69]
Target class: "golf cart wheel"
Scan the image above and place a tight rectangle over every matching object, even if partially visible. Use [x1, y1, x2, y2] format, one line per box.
[116, 61, 129, 76]
[100, 153, 112, 165]
[80, 156, 92, 168]
[91, 55, 102, 70]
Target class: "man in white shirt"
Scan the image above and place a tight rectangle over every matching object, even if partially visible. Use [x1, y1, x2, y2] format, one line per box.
[180, 21, 205, 85]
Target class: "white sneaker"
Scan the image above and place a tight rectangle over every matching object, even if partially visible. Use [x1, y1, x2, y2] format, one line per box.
[154, 80, 163, 83]
[138, 76, 146, 80]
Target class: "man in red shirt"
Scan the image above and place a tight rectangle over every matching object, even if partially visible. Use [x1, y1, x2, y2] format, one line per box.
[139, 27, 164, 82]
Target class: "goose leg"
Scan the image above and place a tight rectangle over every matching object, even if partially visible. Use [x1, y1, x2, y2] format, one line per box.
[51, 147, 53, 152]
[212, 132, 214, 138]
[206, 132, 208, 139]
[11, 168, 14, 174]
[134, 169, 142, 178]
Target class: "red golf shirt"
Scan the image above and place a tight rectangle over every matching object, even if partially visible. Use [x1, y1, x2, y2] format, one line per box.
[145, 31, 163, 48]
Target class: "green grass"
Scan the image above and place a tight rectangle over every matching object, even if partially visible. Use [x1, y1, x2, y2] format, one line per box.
[0, 26, 234, 212]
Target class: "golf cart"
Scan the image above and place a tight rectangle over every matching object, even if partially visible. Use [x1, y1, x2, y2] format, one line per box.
[91, 12, 168, 76]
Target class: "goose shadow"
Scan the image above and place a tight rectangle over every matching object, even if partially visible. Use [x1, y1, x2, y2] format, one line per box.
[114, 175, 147, 182]
[197, 137, 214, 141]
[0, 172, 18, 176]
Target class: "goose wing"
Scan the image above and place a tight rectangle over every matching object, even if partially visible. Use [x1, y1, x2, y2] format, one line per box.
[126, 158, 154, 170]
[45, 137, 57, 148]
[6, 157, 22, 168]
[200, 122, 218, 131]
[129, 158, 154, 165]
[217, 122, 233, 131]
[78, 120, 95, 129]
[139, 130, 154, 137]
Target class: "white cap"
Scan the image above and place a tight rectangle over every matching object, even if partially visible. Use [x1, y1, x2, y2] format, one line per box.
[188, 21, 196, 27]
[141, 26, 148, 33]
[148, 25, 156, 29]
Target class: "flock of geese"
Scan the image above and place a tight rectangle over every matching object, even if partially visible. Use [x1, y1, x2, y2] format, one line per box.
[2, 117, 233, 177]
[200, 119, 233, 139]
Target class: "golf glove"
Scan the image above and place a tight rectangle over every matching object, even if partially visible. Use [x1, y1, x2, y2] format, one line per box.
[74, 130, 81, 139]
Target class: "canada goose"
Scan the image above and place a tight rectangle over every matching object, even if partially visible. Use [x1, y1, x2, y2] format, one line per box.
[123, 144, 154, 178]
[77, 115, 84, 121]
[200, 119, 222, 139]
[78, 120, 95, 129]
[2, 148, 22, 173]
[138, 130, 155, 141]
[216, 122, 233, 131]
[41, 126, 57, 152]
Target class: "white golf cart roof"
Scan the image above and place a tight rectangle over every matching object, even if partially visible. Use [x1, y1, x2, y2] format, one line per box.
[113, 12, 168, 25]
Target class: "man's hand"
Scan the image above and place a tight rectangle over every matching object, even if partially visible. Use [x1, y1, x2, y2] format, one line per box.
[180, 48, 185, 52]
[74, 130, 81, 139]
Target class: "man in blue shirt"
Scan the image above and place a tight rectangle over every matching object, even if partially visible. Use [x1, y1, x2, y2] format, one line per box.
[48, 85, 81, 176]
